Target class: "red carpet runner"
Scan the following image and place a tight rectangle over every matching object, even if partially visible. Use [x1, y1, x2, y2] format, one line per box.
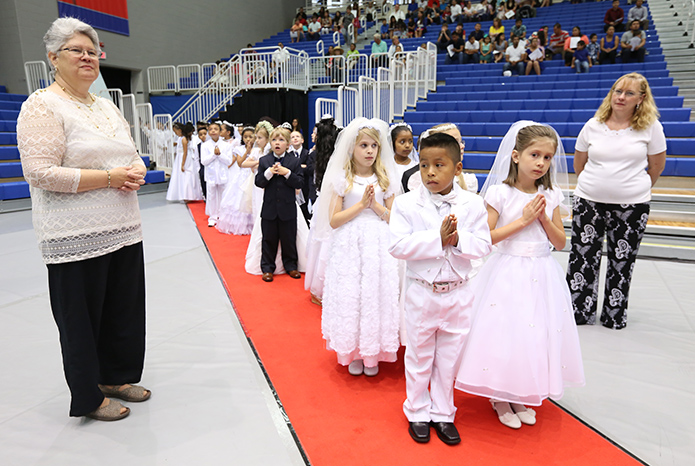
[188, 202, 641, 465]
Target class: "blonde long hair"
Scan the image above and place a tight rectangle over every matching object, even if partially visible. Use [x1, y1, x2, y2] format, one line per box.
[594, 72, 659, 131]
[345, 127, 390, 192]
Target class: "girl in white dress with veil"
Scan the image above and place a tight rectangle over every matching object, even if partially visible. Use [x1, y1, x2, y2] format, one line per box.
[455, 121, 585, 429]
[166, 122, 203, 202]
[313, 117, 400, 377]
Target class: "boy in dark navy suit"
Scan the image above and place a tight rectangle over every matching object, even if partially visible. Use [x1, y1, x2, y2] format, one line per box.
[255, 126, 304, 282]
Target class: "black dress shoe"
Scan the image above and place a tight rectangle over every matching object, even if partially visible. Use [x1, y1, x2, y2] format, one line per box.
[408, 422, 430, 443]
[430, 421, 460, 445]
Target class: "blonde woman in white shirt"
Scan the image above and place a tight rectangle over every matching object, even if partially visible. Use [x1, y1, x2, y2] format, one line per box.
[567, 73, 666, 330]
[17, 17, 150, 422]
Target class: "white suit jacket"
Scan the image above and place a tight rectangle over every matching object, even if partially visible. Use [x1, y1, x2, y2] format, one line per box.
[389, 183, 492, 284]
[200, 138, 233, 185]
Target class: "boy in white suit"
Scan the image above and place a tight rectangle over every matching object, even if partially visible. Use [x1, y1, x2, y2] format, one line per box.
[389, 133, 491, 445]
[200, 122, 233, 227]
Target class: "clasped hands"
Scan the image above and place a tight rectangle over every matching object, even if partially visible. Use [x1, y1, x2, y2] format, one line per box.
[441, 214, 459, 248]
[522, 193, 549, 226]
[110, 166, 146, 192]
[270, 162, 290, 177]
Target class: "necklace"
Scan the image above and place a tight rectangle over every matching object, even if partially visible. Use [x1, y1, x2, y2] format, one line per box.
[59, 84, 116, 138]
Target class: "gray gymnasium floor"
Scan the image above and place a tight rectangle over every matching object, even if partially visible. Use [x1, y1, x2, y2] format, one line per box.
[0, 191, 693, 466]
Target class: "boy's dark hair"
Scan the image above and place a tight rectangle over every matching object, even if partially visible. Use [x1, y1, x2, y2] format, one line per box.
[577, 40, 586, 47]
[589, 33, 597, 39]
[419, 133, 460, 165]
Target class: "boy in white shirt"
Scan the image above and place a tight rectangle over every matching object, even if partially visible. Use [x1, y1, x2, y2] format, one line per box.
[389, 133, 492, 445]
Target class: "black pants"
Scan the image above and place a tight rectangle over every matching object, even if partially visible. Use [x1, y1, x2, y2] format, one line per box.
[261, 217, 298, 274]
[566, 197, 649, 329]
[47, 242, 146, 416]
[599, 49, 616, 64]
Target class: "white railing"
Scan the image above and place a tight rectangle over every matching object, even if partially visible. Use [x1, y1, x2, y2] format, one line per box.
[357, 76, 377, 119]
[105, 88, 123, 110]
[176, 64, 202, 91]
[24, 61, 52, 94]
[376, 67, 393, 123]
[122, 94, 140, 151]
[315, 97, 339, 123]
[308, 55, 345, 86]
[152, 114, 174, 173]
[347, 54, 370, 85]
[239, 46, 309, 91]
[147, 65, 177, 93]
[426, 42, 437, 92]
[173, 57, 241, 124]
[135, 103, 154, 157]
[337, 85, 357, 127]
[391, 58, 406, 119]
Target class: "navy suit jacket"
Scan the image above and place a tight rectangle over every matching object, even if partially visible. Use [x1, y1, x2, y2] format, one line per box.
[255, 152, 304, 221]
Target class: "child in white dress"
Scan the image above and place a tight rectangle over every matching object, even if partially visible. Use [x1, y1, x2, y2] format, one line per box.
[217, 126, 255, 235]
[455, 121, 585, 429]
[313, 117, 400, 377]
[390, 123, 418, 193]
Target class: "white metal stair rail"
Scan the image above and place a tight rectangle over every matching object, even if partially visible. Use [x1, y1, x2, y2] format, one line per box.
[171, 56, 241, 125]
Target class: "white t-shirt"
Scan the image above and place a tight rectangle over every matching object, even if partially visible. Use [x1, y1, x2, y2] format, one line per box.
[308, 21, 321, 33]
[574, 117, 667, 204]
[505, 42, 525, 62]
[465, 40, 480, 52]
[450, 4, 462, 18]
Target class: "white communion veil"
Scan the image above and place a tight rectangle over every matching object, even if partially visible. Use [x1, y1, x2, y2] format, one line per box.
[480, 120, 570, 217]
[312, 117, 399, 242]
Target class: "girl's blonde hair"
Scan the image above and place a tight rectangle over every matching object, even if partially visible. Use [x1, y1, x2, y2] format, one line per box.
[255, 120, 273, 138]
[428, 123, 467, 190]
[503, 125, 558, 190]
[345, 127, 390, 192]
[594, 72, 659, 132]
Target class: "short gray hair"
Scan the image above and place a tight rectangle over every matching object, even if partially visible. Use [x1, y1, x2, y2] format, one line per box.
[43, 17, 100, 70]
[373, 33, 380, 39]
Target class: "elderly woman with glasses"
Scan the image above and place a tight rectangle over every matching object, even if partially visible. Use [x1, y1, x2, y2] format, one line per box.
[566, 73, 666, 330]
[17, 17, 150, 421]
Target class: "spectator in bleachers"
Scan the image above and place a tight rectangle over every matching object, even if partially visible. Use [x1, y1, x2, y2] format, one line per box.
[18, 17, 149, 422]
[495, 1, 508, 21]
[428, 7, 442, 25]
[449, 0, 463, 24]
[463, 1, 479, 23]
[599, 25, 620, 64]
[621, 20, 646, 63]
[321, 11, 333, 35]
[406, 17, 416, 38]
[480, 0, 494, 21]
[329, 46, 344, 83]
[537, 26, 549, 48]
[441, 4, 452, 24]
[564, 26, 589, 66]
[604, 0, 625, 33]
[516, 0, 536, 19]
[480, 35, 493, 63]
[471, 22, 485, 41]
[493, 33, 508, 63]
[290, 19, 304, 43]
[380, 18, 390, 39]
[389, 36, 404, 58]
[295, 7, 307, 23]
[504, 34, 527, 75]
[437, 23, 452, 52]
[547, 23, 569, 60]
[453, 23, 466, 40]
[587, 33, 600, 65]
[524, 35, 544, 75]
[415, 10, 429, 37]
[511, 18, 527, 40]
[307, 15, 321, 41]
[628, 0, 649, 32]
[463, 33, 480, 64]
[568, 72, 666, 330]
[445, 31, 466, 64]
[387, 16, 397, 38]
[371, 33, 389, 67]
[346, 42, 360, 69]
[571, 40, 592, 73]
[489, 17, 505, 40]
[334, 11, 344, 31]
[344, 7, 356, 45]
[365, 2, 377, 22]
[391, 3, 407, 23]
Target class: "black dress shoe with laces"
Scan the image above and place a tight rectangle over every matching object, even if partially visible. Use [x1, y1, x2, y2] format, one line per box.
[430, 421, 461, 445]
[408, 421, 431, 443]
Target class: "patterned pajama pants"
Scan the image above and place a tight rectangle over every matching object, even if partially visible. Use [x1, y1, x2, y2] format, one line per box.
[565, 196, 650, 329]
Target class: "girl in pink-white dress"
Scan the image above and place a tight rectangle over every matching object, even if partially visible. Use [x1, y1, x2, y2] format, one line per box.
[455, 121, 584, 430]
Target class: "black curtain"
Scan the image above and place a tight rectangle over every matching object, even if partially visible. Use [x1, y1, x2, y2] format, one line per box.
[220, 89, 309, 144]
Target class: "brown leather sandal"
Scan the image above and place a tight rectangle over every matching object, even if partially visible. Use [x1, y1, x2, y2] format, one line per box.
[86, 398, 130, 421]
[99, 384, 151, 402]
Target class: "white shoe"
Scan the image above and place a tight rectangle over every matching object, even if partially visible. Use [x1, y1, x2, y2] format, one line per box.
[208, 217, 217, 227]
[348, 359, 364, 376]
[511, 403, 536, 425]
[491, 400, 521, 429]
[363, 363, 379, 377]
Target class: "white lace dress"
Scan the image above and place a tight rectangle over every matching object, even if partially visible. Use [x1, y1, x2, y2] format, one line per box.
[16, 89, 144, 264]
[217, 146, 253, 235]
[321, 174, 401, 367]
[455, 184, 585, 405]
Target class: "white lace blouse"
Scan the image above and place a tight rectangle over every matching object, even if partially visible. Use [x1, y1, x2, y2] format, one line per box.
[17, 89, 145, 264]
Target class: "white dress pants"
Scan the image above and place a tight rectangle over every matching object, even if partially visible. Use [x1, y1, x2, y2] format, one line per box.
[403, 278, 474, 422]
[205, 183, 225, 219]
